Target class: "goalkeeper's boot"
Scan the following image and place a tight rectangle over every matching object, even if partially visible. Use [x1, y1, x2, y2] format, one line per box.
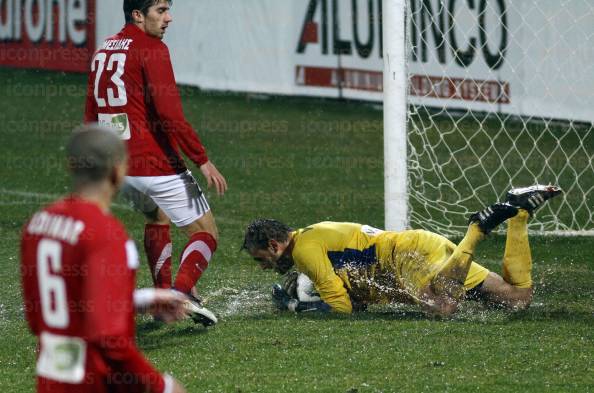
[183, 293, 218, 327]
[468, 202, 518, 234]
[505, 185, 562, 215]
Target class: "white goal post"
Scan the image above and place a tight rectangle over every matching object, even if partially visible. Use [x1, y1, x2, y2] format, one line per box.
[383, 0, 594, 236]
[384, 0, 409, 232]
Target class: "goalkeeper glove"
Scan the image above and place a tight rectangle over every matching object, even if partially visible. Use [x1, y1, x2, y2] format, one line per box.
[271, 284, 330, 313]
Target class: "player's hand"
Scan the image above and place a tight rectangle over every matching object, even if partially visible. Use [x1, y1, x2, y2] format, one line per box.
[272, 284, 298, 311]
[200, 161, 227, 196]
[170, 377, 187, 393]
[149, 289, 189, 323]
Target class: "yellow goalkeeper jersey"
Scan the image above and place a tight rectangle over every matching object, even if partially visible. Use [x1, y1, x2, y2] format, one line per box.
[290, 222, 489, 313]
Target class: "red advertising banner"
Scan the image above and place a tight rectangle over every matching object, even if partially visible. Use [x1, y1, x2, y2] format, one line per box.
[0, 0, 95, 72]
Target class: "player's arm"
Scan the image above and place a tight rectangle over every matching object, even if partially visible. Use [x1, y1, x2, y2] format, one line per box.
[83, 244, 172, 393]
[293, 244, 353, 313]
[144, 44, 227, 195]
[134, 288, 189, 323]
[83, 65, 98, 123]
[143, 45, 207, 165]
[20, 232, 40, 334]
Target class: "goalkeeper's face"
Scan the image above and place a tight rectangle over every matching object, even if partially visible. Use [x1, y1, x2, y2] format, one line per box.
[249, 240, 294, 274]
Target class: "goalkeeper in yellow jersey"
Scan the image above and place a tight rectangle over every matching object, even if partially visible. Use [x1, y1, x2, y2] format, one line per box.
[242, 185, 562, 317]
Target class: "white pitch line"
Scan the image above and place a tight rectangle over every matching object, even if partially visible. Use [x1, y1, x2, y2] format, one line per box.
[0, 189, 244, 226]
[0, 188, 132, 210]
[0, 188, 59, 199]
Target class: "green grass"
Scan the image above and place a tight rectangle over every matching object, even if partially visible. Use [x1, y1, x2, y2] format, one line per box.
[0, 67, 593, 392]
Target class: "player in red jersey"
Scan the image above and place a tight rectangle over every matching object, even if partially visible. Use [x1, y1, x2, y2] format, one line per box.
[21, 126, 188, 392]
[84, 0, 227, 319]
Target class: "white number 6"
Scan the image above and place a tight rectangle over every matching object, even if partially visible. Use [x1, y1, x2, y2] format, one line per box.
[37, 239, 69, 329]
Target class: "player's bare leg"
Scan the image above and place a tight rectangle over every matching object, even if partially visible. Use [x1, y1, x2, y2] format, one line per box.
[145, 206, 170, 226]
[180, 210, 219, 241]
[475, 272, 532, 310]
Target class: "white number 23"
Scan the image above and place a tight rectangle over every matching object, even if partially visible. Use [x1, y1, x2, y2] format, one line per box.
[92, 52, 128, 108]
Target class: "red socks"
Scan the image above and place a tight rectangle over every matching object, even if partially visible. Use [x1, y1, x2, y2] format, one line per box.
[144, 224, 173, 289]
[173, 232, 217, 294]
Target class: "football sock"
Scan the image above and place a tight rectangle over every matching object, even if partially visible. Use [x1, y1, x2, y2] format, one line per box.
[434, 223, 484, 299]
[173, 232, 217, 294]
[144, 224, 172, 289]
[503, 209, 532, 288]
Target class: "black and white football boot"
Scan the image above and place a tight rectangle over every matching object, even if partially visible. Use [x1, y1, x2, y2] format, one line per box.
[183, 293, 218, 327]
[505, 185, 562, 215]
[468, 202, 519, 234]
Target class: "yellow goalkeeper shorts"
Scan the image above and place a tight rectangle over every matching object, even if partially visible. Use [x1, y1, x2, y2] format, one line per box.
[376, 230, 490, 298]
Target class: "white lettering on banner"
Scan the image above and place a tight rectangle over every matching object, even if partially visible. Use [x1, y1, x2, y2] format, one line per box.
[101, 1, 594, 122]
[0, 0, 13, 39]
[408, 0, 508, 70]
[44, 0, 66, 43]
[67, 0, 86, 44]
[410, 75, 510, 104]
[0, 0, 87, 45]
[296, 0, 383, 59]
[293, 0, 512, 106]
[25, 0, 45, 42]
[295, 0, 507, 69]
[296, 65, 383, 92]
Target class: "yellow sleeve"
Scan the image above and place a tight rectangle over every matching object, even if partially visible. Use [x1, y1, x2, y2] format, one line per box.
[292, 243, 352, 313]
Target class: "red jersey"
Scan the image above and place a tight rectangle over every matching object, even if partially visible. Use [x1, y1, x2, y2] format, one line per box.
[21, 197, 166, 393]
[85, 24, 208, 176]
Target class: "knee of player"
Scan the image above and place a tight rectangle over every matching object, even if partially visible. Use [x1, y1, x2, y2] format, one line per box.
[190, 227, 219, 243]
[202, 224, 219, 242]
[439, 299, 458, 317]
[144, 208, 170, 225]
[183, 221, 219, 242]
[508, 289, 533, 311]
[423, 295, 458, 318]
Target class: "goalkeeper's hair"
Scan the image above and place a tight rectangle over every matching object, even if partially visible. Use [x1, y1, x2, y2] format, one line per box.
[242, 219, 293, 251]
[66, 124, 126, 188]
[124, 0, 173, 23]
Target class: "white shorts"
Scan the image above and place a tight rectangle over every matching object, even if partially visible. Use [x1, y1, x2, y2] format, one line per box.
[120, 170, 210, 227]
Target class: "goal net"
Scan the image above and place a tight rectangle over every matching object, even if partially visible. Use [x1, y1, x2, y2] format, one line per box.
[384, 0, 594, 236]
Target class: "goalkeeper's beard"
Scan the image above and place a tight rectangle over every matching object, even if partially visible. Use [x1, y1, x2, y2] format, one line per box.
[274, 251, 294, 275]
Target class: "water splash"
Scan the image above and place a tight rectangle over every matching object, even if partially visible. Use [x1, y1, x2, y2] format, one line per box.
[202, 286, 272, 318]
